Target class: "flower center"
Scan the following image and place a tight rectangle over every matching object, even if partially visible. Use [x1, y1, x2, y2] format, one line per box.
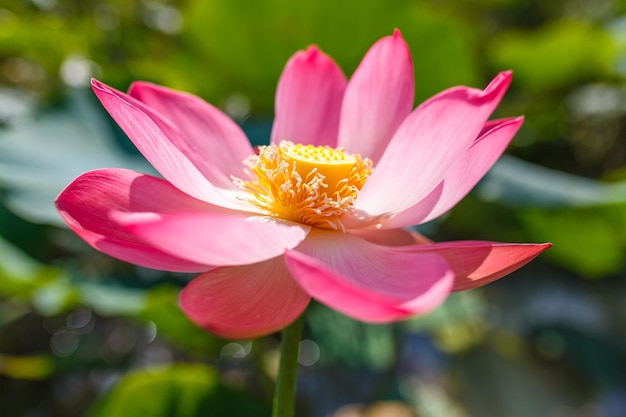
[233, 141, 373, 231]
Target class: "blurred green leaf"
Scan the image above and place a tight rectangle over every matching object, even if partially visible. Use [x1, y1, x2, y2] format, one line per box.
[181, 0, 480, 110]
[489, 19, 615, 91]
[88, 364, 270, 417]
[0, 354, 55, 380]
[306, 303, 396, 370]
[137, 285, 220, 355]
[479, 155, 626, 207]
[405, 292, 487, 352]
[80, 282, 146, 316]
[519, 205, 626, 277]
[0, 9, 90, 91]
[0, 90, 150, 225]
[1, 0, 482, 110]
[0, 235, 147, 317]
[0, 235, 75, 315]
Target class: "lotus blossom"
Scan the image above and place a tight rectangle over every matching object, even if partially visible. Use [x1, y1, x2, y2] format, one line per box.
[56, 30, 549, 339]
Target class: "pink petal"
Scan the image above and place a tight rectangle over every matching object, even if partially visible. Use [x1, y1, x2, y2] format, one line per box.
[284, 231, 453, 322]
[355, 71, 513, 218]
[352, 228, 433, 246]
[55, 168, 217, 272]
[398, 240, 552, 291]
[129, 82, 254, 189]
[338, 29, 415, 162]
[383, 117, 524, 228]
[91, 79, 244, 209]
[271, 46, 347, 147]
[180, 257, 311, 339]
[118, 211, 310, 267]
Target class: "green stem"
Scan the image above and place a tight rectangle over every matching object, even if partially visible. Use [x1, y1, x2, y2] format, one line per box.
[272, 314, 305, 417]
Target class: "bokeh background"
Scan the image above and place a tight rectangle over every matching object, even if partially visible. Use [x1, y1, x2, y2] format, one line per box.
[1, 0, 626, 416]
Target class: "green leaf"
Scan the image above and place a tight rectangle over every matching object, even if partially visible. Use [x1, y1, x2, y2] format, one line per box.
[79, 282, 146, 317]
[488, 19, 615, 91]
[0, 354, 55, 380]
[137, 285, 220, 355]
[0, 235, 147, 317]
[0, 90, 150, 225]
[181, 0, 479, 111]
[479, 155, 626, 207]
[404, 292, 488, 353]
[0, 235, 76, 316]
[519, 205, 626, 277]
[306, 303, 396, 370]
[88, 364, 270, 417]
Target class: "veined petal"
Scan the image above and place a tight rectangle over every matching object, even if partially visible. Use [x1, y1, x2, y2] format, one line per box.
[129, 81, 254, 188]
[55, 168, 217, 272]
[285, 231, 453, 322]
[180, 257, 310, 339]
[383, 117, 524, 228]
[397, 240, 552, 291]
[338, 29, 414, 162]
[118, 212, 310, 267]
[352, 228, 433, 246]
[355, 71, 513, 218]
[91, 79, 244, 209]
[271, 46, 347, 147]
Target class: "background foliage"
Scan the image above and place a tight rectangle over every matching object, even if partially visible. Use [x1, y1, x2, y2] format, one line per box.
[1, 0, 626, 416]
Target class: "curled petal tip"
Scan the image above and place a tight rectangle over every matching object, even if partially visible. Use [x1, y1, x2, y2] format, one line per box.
[388, 29, 408, 46]
[91, 78, 104, 90]
[91, 78, 114, 99]
[304, 45, 321, 60]
[490, 71, 512, 87]
[289, 45, 324, 66]
[532, 242, 552, 251]
[492, 70, 513, 84]
[479, 70, 513, 101]
[91, 78, 118, 97]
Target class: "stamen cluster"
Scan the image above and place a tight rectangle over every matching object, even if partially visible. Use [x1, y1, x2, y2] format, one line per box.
[233, 141, 373, 231]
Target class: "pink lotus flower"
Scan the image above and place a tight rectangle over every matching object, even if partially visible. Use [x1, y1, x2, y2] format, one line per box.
[56, 30, 549, 339]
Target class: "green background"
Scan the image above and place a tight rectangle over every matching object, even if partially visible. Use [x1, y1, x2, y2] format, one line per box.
[1, 0, 626, 416]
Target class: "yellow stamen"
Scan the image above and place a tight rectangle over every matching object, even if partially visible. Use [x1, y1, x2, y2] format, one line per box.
[233, 141, 373, 230]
